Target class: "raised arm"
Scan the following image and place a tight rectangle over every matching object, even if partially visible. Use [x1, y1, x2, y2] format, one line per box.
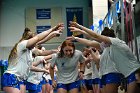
[69, 27, 101, 42]
[41, 49, 58, 56]
[66, 36, 101, 50]
[69, 22, 111, 44]
[26, 23, 64, 48]
[30, 59, 49, 73]
[37, 29, 63, 45]
[32, 55, 52, 66]
[89, 48, 100, 70]
[89, 48, 100, 64]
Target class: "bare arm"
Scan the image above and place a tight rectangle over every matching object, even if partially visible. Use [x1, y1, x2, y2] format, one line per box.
[49, 66, 54, 81]
[26, 23, 64, 48]
[44, 54, 52, 61]
[84, 57, 91, 65]
[30, 66, 49, 73]
[90, 50, 100, 64]
[30, 61, 49, 73]
[37, 30, 63, 45]
[80, 62, 85, 73]
[67, 36, 101, 50]
[89, 48, 100, 70]
[49, 65, 57, 88]
[69, 22, 111, 44]
[35, 49, 57, 56]
[32, 55, 52, 66]
[69, 27, 101, 42]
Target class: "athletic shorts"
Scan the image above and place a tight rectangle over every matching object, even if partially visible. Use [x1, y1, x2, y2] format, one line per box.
[1, 73, 20, 89]
[101, 73, 123, 86]
[40, 78, 47, 85]
[19, 80, 26, 85]
[126, 72, 136, 84]
[93, 78, 101, 84]
[57, 80, 80, 91]
[26, 81, 42, 93]
[85, 79, 93, 90]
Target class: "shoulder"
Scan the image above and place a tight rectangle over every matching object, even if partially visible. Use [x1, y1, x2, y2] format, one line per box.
[18, 40, 28, 46]
[17, 40, 28, 51]
[51, 53, 58, 58]
[75, 50, 82, 55]
[109, 37, 125, 45]
[34, 56, 44, 61]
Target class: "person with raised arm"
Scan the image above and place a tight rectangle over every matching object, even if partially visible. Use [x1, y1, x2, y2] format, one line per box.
[1, 23, 64, 93]
[67, 22, 140, 93]
[49, 40, 85, 93]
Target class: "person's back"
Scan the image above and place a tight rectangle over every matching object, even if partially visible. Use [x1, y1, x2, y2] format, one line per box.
[109, 37, 140, 77]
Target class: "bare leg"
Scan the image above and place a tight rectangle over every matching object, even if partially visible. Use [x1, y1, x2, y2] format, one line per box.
[105, 84, 119, 93]
[42, 84, 46, 93]
[94, 84, 101, 93]
[57, 88, 67, 93]
[127, 81, 140, 93]
[3, 87, 20, 93]
[20, 84, 26, 93]
[80, 86, 88, 93]
[46, 83, 54, 93]
[100, 85, 105, 93]
[69, 88, 79, 93]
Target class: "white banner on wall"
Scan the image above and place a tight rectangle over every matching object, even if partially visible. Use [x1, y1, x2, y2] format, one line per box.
[25, 7, 64, 44]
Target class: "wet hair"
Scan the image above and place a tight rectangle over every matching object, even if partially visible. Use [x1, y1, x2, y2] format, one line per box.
[58, 40, 75, 58]
[8, 28, 35, 64]
[101, 27, 116, 38]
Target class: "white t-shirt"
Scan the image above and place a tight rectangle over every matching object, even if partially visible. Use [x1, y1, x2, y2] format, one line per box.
[43, 73, 51, 81]
[84, 62, 92, 80]
[99, 46, 119, 76]
[91, 61, 100, 79]
[27, 56, 44, 84]
[50, 50, 85, 84]
[5, 40, 33, 80]
[109, 37, 140, 77]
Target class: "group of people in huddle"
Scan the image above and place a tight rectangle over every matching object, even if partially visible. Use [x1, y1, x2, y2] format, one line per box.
[1, 21, 140, 93]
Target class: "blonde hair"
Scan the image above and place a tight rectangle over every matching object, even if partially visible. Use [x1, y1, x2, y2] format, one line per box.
[8, 28, 35, 64]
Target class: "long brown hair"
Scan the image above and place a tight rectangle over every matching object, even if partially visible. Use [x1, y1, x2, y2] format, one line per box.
[58, 40, 75, 58]
[8, 28, 34, 63]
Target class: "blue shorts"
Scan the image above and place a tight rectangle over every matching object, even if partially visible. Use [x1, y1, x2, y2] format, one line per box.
[79, 79, 85, 87]
[40, 78, 47, 85]
[37, 82, 42, 92]
[85, 79, 93, 90]
[1, 73, 20, 89]
[26, 81, 42, 93]
[19, 80, 26, 85]
[57, 81, 80, 91]
[101, 73, 123, 86]
[93, 78, 102, 88]
[126, 72, 136, 84]
[49, 80, 52, 85]
[93, 78, 101, 84]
